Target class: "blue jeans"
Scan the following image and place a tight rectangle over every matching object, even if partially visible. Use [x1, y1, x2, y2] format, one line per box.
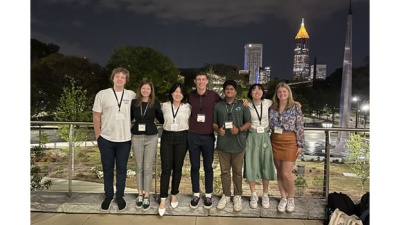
[188, 132, 215, 194]
[97, 135, 131, 198]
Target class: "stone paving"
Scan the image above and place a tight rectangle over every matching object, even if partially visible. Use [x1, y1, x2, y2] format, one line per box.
[31, 191, 326, 220]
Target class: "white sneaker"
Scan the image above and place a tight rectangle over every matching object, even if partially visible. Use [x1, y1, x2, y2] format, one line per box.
[233, 195, 242, 212]
[278, 198, 287, 212]
[286, 197, 295, 212]
[261, 192, 270, 209]
[249, 193, 258, 209]
[217, 194, 230, 210]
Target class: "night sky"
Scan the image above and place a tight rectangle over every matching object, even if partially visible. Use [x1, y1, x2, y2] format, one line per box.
[31, 0, 369, 80]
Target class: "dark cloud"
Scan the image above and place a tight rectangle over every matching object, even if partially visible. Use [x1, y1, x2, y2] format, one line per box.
[31, 0, 369, 79]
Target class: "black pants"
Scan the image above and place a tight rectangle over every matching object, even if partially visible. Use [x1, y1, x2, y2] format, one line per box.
[159, 130, 188, 198]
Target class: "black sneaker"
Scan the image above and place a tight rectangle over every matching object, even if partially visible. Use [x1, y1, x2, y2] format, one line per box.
[190, 196, 200, 209]
[204, 196, 212, 209]
[115, 197, 127, 211]
[136, 195, 144, 208]
[143, 197, 150, 210]
[101, 196, 113, 211]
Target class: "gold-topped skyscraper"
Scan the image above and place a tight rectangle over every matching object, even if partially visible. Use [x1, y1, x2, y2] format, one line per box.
[293, 18, 310, 80]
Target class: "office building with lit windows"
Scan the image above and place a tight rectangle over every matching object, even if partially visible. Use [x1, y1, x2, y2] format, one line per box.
[293, 18, 310, 80]
[258, 66, 271, 84]
[244, 43, 263, 84]
[310, 64, 327, 80]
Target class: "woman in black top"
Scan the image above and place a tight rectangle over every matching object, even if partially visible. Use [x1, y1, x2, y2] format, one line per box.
[131, 79, 164, 211]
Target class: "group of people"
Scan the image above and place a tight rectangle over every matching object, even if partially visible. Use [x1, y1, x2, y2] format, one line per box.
[92, 67, 305, 216]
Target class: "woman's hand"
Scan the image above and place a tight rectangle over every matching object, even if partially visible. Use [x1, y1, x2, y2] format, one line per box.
[296, 147, 302, 157]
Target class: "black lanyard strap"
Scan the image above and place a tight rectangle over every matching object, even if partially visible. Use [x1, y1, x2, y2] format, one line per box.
[112, 89, 124, 112]
[252, 101, 263, 125]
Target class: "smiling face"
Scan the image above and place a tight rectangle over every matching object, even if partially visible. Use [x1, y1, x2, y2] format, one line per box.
[251, 85, 263, 101]
[171, 86, 184, 103]
[224, 85, 237, 99]
[276, 86, 289, 101]
[113, 72, 127, 89]
[140, 84, 152, 98]
[194, 74, 208, 93]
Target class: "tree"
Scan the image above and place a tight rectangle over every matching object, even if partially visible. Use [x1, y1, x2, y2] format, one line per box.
[54, 78, 92, 122]
[53, 78, 92, 145]
[53, 79, 93, 169]
[31, 53, 107, 118]
[345, 133, 370, 191]
[106, 46, 179, 102]
[31, 38, 60, 62]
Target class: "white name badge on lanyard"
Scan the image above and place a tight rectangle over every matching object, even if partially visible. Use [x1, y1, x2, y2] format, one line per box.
[257, 126, 264, 133]
[171, 123, 178, 131]
[225, 121, 233, 129]
[115, 112, 124, 120]
[197, 114, 205, 122]
[138, 123, 146, 131]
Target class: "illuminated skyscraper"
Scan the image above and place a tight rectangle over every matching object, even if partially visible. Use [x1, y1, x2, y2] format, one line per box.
[293, 18, 310, 80]
[244, 43, 263, 84]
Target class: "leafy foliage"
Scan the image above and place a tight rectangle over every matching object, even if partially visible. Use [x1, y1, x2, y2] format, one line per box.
[30, 131, 52, 191]
[345, 134, 370, 189]
[106, 46, 180, 102]
[31, 51, 107, 117]
[54, 79, 92, 144]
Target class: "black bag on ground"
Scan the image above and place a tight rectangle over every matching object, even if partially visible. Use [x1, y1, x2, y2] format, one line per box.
[355, 192, 369, 225]
[325, 192, 356, 224]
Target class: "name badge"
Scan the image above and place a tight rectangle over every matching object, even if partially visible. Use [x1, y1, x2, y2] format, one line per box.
[171, 123, 178, 131]
[225, 121, 233, 129]
[257, 126, 264, 133]
[138, 123, 146, 131]
[197, 114, 205, 122]
[274, 126, 283, 134]
[115, 112, 124, 120]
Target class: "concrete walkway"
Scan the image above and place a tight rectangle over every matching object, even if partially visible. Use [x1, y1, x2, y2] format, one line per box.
[31, 212, 324, 225]
[30, 178, 326, 224]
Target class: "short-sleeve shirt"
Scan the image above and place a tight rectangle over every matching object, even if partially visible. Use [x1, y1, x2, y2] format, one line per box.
[188, 89, 221, 134]
[249, 99, 273, 130]
[213, 99, 251, 153]
[161, 102, 191, 131]
[92, 88, 136, 142]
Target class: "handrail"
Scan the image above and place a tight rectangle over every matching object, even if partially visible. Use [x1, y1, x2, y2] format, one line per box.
[30, 121, 370, 199]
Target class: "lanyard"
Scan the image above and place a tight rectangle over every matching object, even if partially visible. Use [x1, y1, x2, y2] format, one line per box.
[225, 102, 235, 120]
[112, 89, 124, 112]
[171, 103, 180, 123]
[252, 101, 263, 125]
[140, 102, 149, 120]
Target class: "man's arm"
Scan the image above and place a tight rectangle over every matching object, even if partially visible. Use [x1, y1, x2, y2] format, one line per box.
[239, 122, 252, 132]
[93, 112, 101, 139]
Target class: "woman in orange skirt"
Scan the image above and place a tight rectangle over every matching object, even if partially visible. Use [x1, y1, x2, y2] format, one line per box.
[269, 82, 304, 213]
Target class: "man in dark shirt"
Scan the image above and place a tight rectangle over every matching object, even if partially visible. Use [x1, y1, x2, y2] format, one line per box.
[187, 72, 221, 209]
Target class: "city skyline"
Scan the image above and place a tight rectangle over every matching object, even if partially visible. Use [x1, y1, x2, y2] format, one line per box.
[31, 0, 369, 80]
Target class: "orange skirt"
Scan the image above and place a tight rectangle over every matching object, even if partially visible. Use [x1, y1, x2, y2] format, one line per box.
[271, 131, 297, 162]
